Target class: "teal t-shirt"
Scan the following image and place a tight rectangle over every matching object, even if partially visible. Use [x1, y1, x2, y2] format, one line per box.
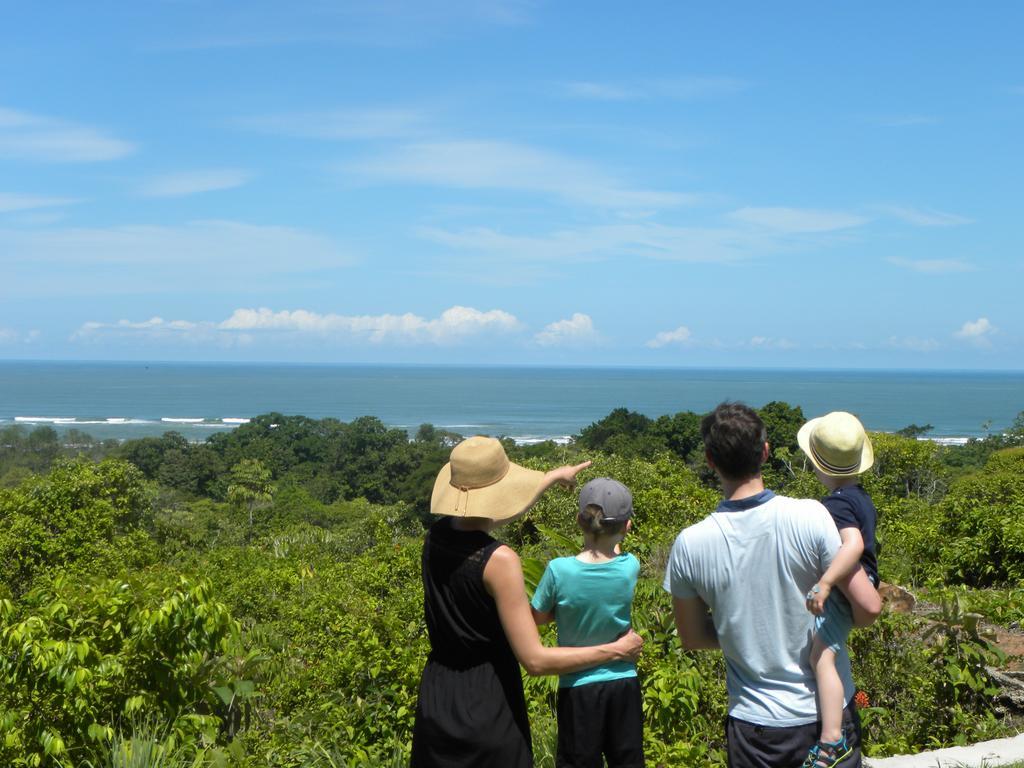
[530, 552, 640, 688]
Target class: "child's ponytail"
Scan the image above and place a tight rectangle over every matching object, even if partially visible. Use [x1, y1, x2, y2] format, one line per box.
[579, 504, 627, 538]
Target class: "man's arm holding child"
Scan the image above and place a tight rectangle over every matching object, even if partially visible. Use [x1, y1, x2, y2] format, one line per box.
[807, 519, 882, 628]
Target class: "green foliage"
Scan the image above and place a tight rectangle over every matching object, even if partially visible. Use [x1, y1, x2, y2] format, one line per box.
[227, 459, 274, 541]
[6, 403, 1024, 764]
[896, 423, 934, 439]
[576, 408, 657, 457]
[757, 400, 803, 449]
[937, 449, 1024, 587]
[0, 425, 115, 482]
[863, 432, 946, 502]
[873, 496, 943, 586]
[0, 458, 155, 596]
[850, 604, 1006, 755]
[0, 576, 252, 767]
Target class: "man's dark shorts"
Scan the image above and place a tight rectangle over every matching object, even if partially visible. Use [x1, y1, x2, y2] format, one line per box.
[726, 702, 861, 768]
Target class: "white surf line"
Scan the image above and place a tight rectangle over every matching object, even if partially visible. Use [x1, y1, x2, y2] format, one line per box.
[866, 733, 1024, 767]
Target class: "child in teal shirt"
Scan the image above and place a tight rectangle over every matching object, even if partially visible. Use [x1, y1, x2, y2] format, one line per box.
[531, 477, 643, 768]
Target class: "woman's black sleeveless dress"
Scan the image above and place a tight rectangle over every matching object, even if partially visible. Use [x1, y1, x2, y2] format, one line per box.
[411, 517, 532, 767]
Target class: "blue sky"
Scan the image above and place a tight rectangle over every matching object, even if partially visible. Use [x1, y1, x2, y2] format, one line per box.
[1, 1, 1021, 368]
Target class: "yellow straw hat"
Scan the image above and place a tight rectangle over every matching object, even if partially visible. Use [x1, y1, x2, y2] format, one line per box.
[430, 436, 546, 520]
[797, 411, 874, 477]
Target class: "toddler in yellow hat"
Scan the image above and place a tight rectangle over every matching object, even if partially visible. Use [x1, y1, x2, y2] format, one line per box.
[797, 412, 883, 768]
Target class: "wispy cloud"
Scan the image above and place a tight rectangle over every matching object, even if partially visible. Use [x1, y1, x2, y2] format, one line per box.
[0, 327, 40, 345]
[878, 205, 973, 227]
[534, 313, 599, 346]
[0, 193, 80, 213]
[561, 75, 747, 102]
[1, 220, 355, 298]
[886, 336, 940, 352]
[419, 222, 772, 264]
[645, 326, 692, 349]
[140, 169, 253, 198]
[351, 140, 694, 209]
[747, 336, 797, 350]
[954, 317, 997, 347]
[889, 257, 975, 274]
[728, 207, 868, 233]
[238, 108, 429, 140]
[0, 107, 136, 162]
[74, 305, 522, 346]
[415, 214, 856, 268]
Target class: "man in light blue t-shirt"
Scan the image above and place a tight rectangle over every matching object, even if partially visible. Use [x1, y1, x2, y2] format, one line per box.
[663, 403, 865, 768]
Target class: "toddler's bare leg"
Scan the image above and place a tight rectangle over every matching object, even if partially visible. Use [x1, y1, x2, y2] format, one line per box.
[811, 637, 845, 743]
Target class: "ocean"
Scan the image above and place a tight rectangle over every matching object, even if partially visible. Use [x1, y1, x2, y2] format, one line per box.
[1, 361, 1021, 444]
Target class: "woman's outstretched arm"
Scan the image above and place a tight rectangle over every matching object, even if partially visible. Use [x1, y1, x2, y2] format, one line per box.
[485, 545, 642, 677]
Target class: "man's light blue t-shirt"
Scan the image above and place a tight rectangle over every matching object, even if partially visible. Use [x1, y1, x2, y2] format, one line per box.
[531, 552, 640, 688]
[663, 491, 855, 727]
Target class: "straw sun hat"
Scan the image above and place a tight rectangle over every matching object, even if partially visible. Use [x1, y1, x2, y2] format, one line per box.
[431, 436, 545, 520]
[797, 411, 874, 477]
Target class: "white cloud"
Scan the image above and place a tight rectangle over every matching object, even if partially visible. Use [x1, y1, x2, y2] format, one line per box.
[0, 107, 136, 162]
[886, 336, 940, 352]
[0, 327, 41, 345]
[748, 336, 797, 350]
[221, 305, 520, 343]
[879, 205, 972, 227]
[534, 313, 598, 347]
[140, 169, 253, 197]
[729, 207, 868, 233]
[562, 76, 747, 102]
[238, 108, 428, 140]
[645, 326, 692, 349]
[0, 193, 80, 213]
[351, 140, 693, 209]
[75, 306, 522, 346]
[954, 317, 997, 346]
[889, 257, 975, 274]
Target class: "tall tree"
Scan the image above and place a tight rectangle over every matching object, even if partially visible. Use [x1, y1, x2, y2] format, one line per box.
[227, 459, 273, 542]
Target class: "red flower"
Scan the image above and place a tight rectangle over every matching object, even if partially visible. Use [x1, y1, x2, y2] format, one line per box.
[853, 690, 871, 709]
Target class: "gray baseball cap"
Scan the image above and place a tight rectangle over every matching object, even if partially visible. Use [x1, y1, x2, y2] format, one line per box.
[578, 477, 634, 522]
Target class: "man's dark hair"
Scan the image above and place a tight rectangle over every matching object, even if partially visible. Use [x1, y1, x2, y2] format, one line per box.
[701, 402, 768, 480]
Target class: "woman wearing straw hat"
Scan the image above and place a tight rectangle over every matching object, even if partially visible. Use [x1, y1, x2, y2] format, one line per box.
[410, 436, 644, 768]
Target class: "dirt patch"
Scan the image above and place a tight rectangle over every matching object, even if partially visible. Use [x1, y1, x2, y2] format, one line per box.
[991, 626, 1024, 671]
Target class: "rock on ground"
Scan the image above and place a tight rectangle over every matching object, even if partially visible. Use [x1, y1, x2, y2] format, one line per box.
[865, 733, 1024, 767]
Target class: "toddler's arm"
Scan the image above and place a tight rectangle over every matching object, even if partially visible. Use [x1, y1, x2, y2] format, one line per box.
[806, 527, 864, 615]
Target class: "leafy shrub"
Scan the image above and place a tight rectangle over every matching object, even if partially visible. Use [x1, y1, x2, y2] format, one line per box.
[850, 603, 1007, 755]
[938, 451, 1024, 586]
[0, 458, 155, 596]
[864, 432, 946, 503]
[0, 576, 253, 767]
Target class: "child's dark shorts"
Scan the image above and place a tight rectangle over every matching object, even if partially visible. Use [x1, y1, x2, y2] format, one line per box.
[556, 676, 644, 768]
